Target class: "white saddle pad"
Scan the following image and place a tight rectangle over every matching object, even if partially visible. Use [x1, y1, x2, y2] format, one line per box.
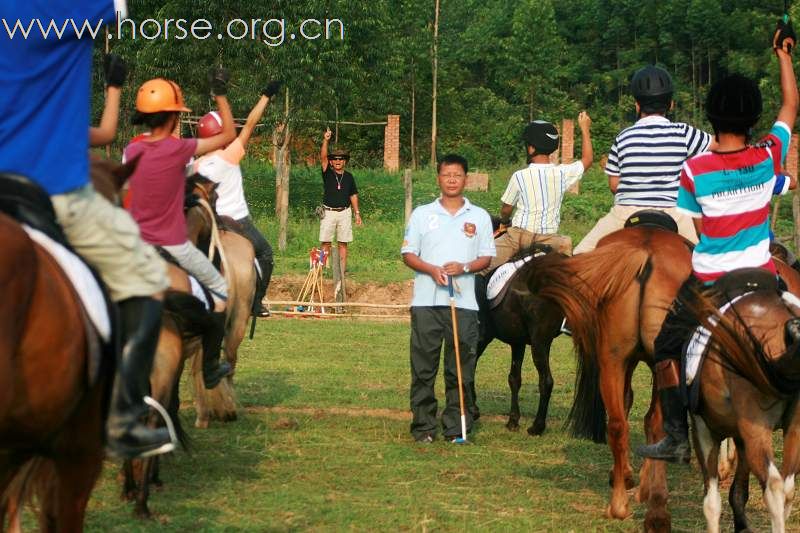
[684, 293, 749, 384]
[23, 225, 111, 342]
[189, 275, 212, 311]
[487, 254, 538, 301]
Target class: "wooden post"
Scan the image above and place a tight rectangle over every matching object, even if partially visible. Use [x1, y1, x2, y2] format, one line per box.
[276, 90, 291, 252]
[404, 168, 413, 225]
[332, 246, 346, 312]
[430, 0, 439, 167]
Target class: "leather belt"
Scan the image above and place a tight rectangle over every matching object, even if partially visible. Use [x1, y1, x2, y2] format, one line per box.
[323, 205, 349, 212]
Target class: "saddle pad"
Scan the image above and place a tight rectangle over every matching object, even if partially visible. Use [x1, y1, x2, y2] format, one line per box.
[189, 275, 212, 311]
[23, 225, 111, 342]
[684, 292, 749, 384]
[487, 255, 537, 301]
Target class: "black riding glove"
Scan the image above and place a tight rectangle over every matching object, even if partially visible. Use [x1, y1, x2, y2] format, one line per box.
[774, 18, 796, 54]
[208, 67, 230, 96]
[104, 53, 127, 88]
[262, 80, 283, 99]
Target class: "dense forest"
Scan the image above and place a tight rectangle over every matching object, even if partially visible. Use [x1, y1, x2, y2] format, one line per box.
[96, 0, 795, 169]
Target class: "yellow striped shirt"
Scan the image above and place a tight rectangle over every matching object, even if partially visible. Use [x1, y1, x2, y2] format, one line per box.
[501, 162, 584, 233]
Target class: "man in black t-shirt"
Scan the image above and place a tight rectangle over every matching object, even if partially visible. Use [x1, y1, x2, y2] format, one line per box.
[319, 127, 362, 273]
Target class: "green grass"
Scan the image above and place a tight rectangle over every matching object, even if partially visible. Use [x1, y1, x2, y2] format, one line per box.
[80, 319, 784, 532]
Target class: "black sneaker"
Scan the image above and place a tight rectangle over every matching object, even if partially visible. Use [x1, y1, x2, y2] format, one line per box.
[415, 433, 434, 444]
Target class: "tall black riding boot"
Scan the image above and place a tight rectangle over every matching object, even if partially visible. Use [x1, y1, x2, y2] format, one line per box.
[202, 311, 233, 389]
[252, 262, 271, 317]
[106, 297, 175, 459]
[636, 360, 691, 463]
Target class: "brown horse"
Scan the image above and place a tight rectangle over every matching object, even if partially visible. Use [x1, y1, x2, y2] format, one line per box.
[526, 226, 692, 530]
[0, 169, 129, 531]
[686, 278, 800, 532]
[186, 176, 256, 428]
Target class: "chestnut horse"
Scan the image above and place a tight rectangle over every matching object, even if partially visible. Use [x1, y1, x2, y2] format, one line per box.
[526, 226, 691, 530]
[687, 279, 800, 532]
[0, 170, 126, 531]
[526, 226, 800, 531]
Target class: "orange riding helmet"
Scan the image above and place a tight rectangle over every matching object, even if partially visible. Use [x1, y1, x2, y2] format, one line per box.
[197, 111, 223, 138]
[136, 78, 191, 113]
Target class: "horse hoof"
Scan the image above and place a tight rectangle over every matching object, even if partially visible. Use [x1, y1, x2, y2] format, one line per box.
[195, 418, 209, 429]
[224, 412, 238, 422]
[644, 508, 671, 533]
[527, 422, 545, 436]
[605, 503, 632, 520]
[506, 420, 520, 431]
[121, 490, 136, 502]
[134, 506, 151, 520]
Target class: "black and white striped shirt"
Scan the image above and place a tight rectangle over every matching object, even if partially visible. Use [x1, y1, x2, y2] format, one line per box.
[606, 116, 711, 207]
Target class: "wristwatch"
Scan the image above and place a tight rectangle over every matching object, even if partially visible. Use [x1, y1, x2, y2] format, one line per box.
[462, 263, 470, 273]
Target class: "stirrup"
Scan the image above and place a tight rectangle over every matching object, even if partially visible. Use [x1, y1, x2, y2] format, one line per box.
[140, 395, 179, 458]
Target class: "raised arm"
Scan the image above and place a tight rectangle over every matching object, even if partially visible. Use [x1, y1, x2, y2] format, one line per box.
[774, 19, 798, 129]
[239, 81, 283, 149]
[89, 54, 126, 147]
[195, 68, 236, 156]
[578, 111, 593, 170]
[320, 128, 332, 172]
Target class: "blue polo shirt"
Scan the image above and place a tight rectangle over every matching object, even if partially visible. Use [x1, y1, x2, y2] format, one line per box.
[0, 1, 123, 194]
[402, 198, 495, 310]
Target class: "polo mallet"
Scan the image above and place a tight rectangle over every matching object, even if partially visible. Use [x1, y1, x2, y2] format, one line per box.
[447, 276, 468, 444]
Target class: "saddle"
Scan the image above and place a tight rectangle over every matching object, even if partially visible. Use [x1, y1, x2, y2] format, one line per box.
[624, 209, 678, 234]
[682, 268, 781, 413]
[0, 173, 69, 247]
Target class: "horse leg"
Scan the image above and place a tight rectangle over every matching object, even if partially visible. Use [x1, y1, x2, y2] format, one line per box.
[692, 416, 722, 533]
[473, 336, 493, 422]
[527, 337, 554, 436]
[740, 428, 784, 532]
[52, 452, 103, 533]
[643, 378, 670, 533]
[779, 405, 800, 523]
[151, 456, 163, 490]
[729, 439, 751, 533]
[636, 372, 662, 504]
[598, 359, 633, 520]
[134, 457, 154, 519]
[121, 460, 137, 501]
[506, 343, 523, 431]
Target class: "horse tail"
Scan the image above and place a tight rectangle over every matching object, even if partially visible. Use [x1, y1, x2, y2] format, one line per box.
[525, 244, 650, 443]
[1, 458, 50, 527]
[567, 349, 607, 443]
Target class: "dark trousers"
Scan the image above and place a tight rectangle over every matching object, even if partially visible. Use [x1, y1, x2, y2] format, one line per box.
[653, 276, 706, 364]
[409, 306, 479, 439]
[236, 216, 274, 298]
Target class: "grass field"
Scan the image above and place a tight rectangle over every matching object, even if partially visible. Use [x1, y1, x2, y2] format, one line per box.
[80, 319, 787, 532]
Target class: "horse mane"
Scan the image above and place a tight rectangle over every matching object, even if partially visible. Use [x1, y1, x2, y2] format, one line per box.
[685, 288, 800, 398]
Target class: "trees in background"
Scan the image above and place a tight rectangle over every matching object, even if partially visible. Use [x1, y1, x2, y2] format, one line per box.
[95, 0, 794, 169]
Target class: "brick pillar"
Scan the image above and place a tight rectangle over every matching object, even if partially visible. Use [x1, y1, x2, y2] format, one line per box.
[788, 134, 799, 178]
[562, 119, 579, 194]
[384, 114, 400, 172]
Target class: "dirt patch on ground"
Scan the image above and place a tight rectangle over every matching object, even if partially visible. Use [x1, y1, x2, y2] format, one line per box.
[266, 274, 412, 315]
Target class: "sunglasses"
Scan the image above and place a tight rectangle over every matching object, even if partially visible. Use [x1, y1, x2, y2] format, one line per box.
[329, 157, 347, 161]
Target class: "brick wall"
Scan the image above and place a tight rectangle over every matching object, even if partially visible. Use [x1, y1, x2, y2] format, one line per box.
[383, 114, 400, 172]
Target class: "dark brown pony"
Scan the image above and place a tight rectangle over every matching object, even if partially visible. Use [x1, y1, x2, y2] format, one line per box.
[475, 248, 570, 437]
[0, 164, 139, 531]
[526, 226, 692, 530]
[185, 176, 256, 427]
[687, 280, 800, 532]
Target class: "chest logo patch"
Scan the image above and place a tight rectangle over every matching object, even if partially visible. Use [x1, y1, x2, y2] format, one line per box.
[428, 214, 439, 230]
[463, 222, 476, 238]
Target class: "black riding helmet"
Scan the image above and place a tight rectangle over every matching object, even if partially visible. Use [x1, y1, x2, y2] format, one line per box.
[522, 120, 559, 155]
[705, 74, 762, 135]
[630, 65, 674, 114]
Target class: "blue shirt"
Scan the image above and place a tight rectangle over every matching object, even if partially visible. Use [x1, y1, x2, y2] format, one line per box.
[0, 1, 120, 194]
[402, 198, 496, 311]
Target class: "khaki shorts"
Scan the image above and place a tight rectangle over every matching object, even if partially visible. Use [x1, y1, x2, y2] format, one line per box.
[319, 206, 353, 243]
[487, 227, 572, 271]
[573, 204, 698, 255]
[51, 184, 168, 302]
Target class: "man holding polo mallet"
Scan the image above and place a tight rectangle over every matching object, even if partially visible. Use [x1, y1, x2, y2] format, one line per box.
[319, 127, 362, 274]
[402, 154, 495, 443]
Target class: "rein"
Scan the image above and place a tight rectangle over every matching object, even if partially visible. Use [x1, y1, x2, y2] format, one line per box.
[194, 196, 230, 283]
